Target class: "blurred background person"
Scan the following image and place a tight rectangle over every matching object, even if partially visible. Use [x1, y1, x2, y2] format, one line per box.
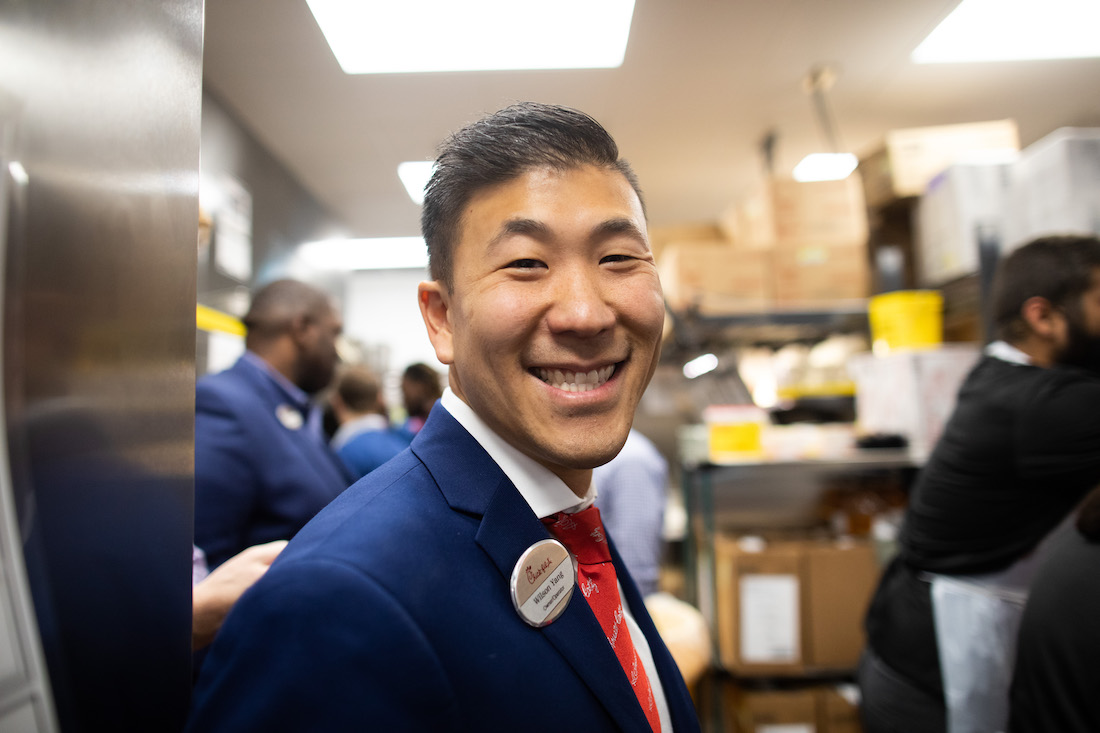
[1009, 484, 1100, 733]
[399, 361, 443, 436]
[859, 235, 1100, 733]
[191, 540, 286, 650]
[593, 426, 669, 598]
[194, 279, 353, 569]
[329, 364, 413, 480]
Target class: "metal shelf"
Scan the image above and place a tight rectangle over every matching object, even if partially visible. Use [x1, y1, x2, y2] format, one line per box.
[664, 301, 870, 357]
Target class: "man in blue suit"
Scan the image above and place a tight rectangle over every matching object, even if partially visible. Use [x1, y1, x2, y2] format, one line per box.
[194, 279, 352, 569]
[188, 103, 701, 732]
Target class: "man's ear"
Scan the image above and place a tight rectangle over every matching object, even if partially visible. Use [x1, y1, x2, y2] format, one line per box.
[418, 281, 454, 365]
[288, 314, 313, 348]
[1020, 296, 1063, 340]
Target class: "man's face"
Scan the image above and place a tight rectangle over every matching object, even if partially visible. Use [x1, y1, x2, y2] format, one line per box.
[298, 305, 343, 394]
[421, 164, 665, 492]
[1057, 269, 1100, 372]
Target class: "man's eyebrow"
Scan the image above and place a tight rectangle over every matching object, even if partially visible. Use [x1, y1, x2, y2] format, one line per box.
[486, 216, 648, 251]
[487, 218, 551, 251]
[591, 217, 648, 244]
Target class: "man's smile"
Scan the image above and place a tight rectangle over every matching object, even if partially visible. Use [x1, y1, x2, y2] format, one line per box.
[532, 363, 618, 392]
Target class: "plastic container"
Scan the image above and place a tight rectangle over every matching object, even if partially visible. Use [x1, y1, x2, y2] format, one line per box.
[868, 290, 944, 352]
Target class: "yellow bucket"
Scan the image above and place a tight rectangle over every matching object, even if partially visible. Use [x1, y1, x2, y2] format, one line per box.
[868, 290, 943, 351]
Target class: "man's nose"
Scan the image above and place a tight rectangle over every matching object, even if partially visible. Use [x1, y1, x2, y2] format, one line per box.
[545, 268, 616, 336]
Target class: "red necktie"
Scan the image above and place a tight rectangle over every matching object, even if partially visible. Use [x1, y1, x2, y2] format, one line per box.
[543, 505, 661, 732]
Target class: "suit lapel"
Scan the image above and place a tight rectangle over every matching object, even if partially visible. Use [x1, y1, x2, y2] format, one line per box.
[476, 479, 655, 732]
[236, 358, 352, 487]
[412, 407, 655, 732]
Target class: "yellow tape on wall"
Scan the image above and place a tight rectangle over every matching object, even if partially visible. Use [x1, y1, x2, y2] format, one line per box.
[195, 304, 245, 337]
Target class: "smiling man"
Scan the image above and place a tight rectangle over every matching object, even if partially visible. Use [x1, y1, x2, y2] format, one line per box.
[187, 103, 701, 733]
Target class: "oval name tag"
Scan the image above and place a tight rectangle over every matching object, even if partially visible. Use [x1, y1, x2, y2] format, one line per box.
[276, 404, 303, 431]
[510, 539, 575, 628]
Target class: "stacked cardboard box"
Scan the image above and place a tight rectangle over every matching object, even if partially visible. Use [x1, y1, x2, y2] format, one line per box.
[723, 682, 863, 733]
[722, 176, 871, 307]
[858, 119, 1020, 292]
[658, 240, 772, 315]
[858, 119, 1020, 209]
[713, 535, 880, 676]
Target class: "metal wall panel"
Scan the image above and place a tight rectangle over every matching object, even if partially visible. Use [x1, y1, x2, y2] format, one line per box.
[0, 2, 203, 731]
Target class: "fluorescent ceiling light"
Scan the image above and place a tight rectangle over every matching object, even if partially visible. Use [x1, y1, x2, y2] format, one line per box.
[305, 0, 636, 74]
[398, 161, 435, 205]
[913, 0, 1100, 63]
[298, 237, 428, 271]
[683, 353, 718, 379]
[792, 153, 857, 182]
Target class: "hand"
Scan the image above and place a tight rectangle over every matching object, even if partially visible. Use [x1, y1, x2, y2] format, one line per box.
[192, 540, 287, 649]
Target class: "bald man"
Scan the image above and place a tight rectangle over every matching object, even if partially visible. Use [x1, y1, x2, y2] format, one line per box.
[194, 279, 353, 569]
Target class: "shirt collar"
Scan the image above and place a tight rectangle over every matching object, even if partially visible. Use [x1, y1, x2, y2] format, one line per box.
[242, 350, 312, 409]
[985, 340, 1033, 366]
[330, 413, 391, 450]
[440, 388, 594, 518]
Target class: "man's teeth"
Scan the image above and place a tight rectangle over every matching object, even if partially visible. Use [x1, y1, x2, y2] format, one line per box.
[536, 365, 615, 392]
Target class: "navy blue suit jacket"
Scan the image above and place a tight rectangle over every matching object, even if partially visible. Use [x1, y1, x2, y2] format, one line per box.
[194, 355, 352, 568]
[188, 404, 701, 732]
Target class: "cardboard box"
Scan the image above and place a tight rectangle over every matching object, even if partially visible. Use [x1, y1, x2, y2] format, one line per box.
[916, 161, 1013, 286]
[848, 345, 980, 459]
[715, 536, 805, 675]
[1001, 127, 1100, 253]
[817, 684, 863, 733]
[725, 685, 819, 733]
[658, 240, 773, 314]
[648, 222, 726, 261]
[721, 177, 869, 250]
[772, 240, 870, 305]
[803, 542, 879, 670]
[859, 119, 1019, 208]
[715, 536, 882, 676]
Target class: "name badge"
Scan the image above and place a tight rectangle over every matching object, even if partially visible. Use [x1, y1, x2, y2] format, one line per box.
[276, 404, 303, 431]
[510, 539, 574, 628]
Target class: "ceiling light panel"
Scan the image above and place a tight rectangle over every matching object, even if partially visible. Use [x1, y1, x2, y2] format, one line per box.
[398, 161, 435, 205]
[913, 0, 1100, 63]
[306, 0, 636, 74]
[792, 153, 858, 182]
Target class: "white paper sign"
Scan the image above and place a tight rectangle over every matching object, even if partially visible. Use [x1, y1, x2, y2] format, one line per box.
[740, 573, 800, 663]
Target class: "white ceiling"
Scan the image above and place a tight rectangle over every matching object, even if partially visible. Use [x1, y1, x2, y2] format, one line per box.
[202, 0, 1100, 240]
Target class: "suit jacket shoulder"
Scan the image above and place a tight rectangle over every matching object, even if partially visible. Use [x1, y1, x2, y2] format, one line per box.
[189, 406, 701, 732]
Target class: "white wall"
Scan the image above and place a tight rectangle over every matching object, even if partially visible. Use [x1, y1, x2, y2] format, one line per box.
[343, 268, 447, 406]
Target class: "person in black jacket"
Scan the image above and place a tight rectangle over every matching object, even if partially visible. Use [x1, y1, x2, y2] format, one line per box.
[1009, 484, 1100, 732]
[859, 234, 1100, 733]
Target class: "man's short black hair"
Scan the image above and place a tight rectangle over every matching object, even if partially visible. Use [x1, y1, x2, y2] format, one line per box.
[992, 234, 1100, 342]
[421, 102, 645, 290]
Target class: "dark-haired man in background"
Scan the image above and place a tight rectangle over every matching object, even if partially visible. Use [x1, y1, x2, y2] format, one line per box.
[859, 235, 1100, 733]
[188, 103, 700, 732]
[194, 279, 352, 570]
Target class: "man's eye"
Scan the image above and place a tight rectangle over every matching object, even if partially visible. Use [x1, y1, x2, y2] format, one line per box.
[507, 259, 545, 269]
[601, 254, 635, 264]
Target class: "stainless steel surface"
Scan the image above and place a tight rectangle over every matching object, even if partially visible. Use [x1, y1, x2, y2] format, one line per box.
[0, 1, 203, 730]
